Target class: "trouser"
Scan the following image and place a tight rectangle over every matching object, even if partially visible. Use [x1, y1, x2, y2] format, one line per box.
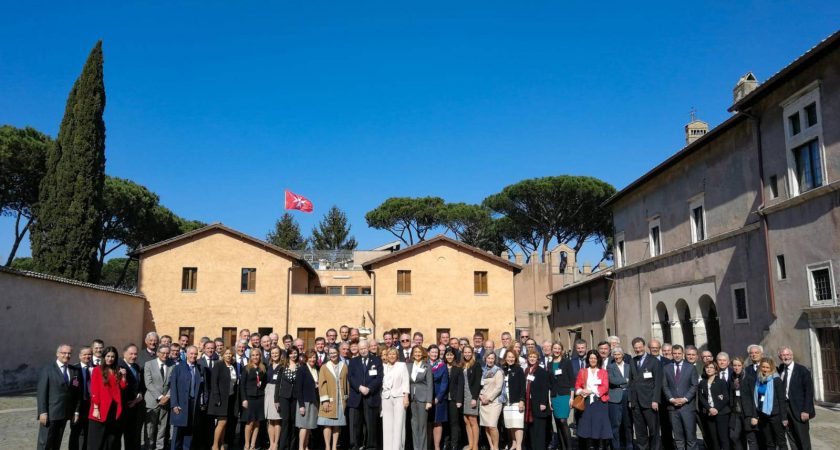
[758, 413, 787, 450]
[171, 425, 195, 450]
[631, 406, 660, 450]
[446, 399, 462, 449]
[37, 418, 68, 450]
[71, 400, 91, 450]
[410, 401, 429, 450]
[122, 405, 143, 450]
[382, 396, 406, 450]
[668, 406, 697, 450]
[88, 418, 122, 450]
[785, 401, 811, 450]
[608, 399, 633, 450]
[528, 417, 548, 450]
[700, 413, 730, 450]
[660, 400, 674, 450]
[145, 407, 170, 450]
[350, 399, 381, 449]
[278, 397, 295, 450]
[730, 413, 759, 450]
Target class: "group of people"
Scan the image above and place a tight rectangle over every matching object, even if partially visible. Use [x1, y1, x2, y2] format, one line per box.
[36, 325, 816, 450]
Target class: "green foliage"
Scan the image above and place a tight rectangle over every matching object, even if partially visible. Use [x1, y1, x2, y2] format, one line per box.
[0, 125, 52, 265]
[365, 196, 445, 245]
[99, 257, 138, 291]
[441, 203, 506, 254]
[266, 212, 307, 250]
[483, 175, 616, 260]
[9, 257, 36, 271]
[176, 217, 206, 233]
[98, 176, 163, 266]
[30, 41, 107, 282]
[311, 205, 357, 250]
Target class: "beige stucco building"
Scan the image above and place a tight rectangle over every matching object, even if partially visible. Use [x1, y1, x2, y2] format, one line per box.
[134, 225, 520, 348]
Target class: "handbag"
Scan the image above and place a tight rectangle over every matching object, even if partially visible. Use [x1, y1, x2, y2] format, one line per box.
[572, 394, 587, 412]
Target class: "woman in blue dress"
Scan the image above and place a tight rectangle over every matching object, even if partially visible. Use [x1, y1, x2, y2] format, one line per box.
[427, 345, 449, 450]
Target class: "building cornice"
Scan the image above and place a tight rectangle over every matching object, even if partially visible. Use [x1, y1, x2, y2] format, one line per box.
[758, 179, 840, 217]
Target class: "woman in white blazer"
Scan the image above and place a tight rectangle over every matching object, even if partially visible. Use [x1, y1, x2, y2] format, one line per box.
[381, 347, 410, 450]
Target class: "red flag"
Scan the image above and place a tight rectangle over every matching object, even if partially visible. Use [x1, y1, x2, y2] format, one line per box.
[285, 190, 314, 213]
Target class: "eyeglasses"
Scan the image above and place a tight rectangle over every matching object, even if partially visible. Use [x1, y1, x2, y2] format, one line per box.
[401, 339, 410, 342]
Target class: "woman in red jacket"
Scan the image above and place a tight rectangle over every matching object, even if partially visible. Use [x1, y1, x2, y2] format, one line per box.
[87, 346, 127, 450]
[574, 350, 611, 450]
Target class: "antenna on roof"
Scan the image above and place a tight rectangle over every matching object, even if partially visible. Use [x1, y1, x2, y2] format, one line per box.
[690, 107, 697, 122]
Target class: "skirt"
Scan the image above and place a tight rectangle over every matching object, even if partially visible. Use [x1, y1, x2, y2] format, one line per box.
[576, 398, 612, 439]
[317, 394, 346, 426]
[463, 377, 479, 416]
[296, 402, 319, 429]
[264, 384, 281, 420]
[429, 398, 448, 423]
[244, 396, 265, 422]
[479, 402, 502, 428]
[502, 404, 524, 429]
[551, 394, 571, 419]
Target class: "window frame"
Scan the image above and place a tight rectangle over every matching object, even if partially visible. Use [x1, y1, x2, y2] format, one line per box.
[730, 282, 750, 324]
[181, 267, 198, 292]
[326, 286, 342, 295]
[241, 268, 257, 292]
[782, 83, 825, 197]
[648, 217, 662, 257]
[689, 195, 706, 243]
[344, 286, 361, 295]
[614, 232, 626, 268]
[807, 261, 836, 307]
[397, 270, 412, 294]
[776, 254, 787, 281]
[474, 271, 489, 295]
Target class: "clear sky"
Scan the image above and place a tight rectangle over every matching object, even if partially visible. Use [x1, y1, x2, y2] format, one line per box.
[2, 2, 838, 267]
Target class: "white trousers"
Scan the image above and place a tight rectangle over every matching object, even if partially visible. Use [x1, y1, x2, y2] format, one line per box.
[381, 395, 406, 450]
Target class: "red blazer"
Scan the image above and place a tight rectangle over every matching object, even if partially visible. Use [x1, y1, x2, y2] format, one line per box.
[89, 366, 127, 422]
[574, 367, 609, 402]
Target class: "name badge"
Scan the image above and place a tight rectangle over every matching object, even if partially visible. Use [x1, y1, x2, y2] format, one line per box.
[526, 375, 535, 382]
[760, 395, 766, 402]
[643, 372, 653, 379]
[481, 378, 487, 386]
[735, 390, 741, 397]
[369, 370, 378, 376]
[554, 369, 562, 375]
[594, 379, 602, 385]
[417, 368, 425, 373]
[273, 373, 278, 380]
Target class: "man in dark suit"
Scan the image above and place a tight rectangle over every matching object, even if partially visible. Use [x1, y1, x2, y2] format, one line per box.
[648, 338, 673, 449]
[69, 346, 94, 450]
[745, 344, 763, 379]
[37, 344, 81, 450]
[778, 346, 815, 450]
[120, 344, 145, 450]
[348, 340, 385, 450]
[570, 339, 589, 379]
[397, 333, 412, 362]
[170, 346, 205, 450]
[314, 337, 328, 368]
[715, 352, 734, 386]
[662, 345, 698, 450]
[629, 337, 663, 450]
[472, 332, 486, 364]
[196, 340, 218, 450]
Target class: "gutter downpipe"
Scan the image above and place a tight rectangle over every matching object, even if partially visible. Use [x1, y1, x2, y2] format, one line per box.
[286, 266, 293, 335]
[745, 111, 777, 317]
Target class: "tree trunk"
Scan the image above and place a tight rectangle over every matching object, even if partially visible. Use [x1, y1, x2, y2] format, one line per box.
[5, 214, 32, 266]
[115, 257, 133, 288]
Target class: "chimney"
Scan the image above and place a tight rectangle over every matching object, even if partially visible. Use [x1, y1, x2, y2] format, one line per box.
[733, 72, 759, 103]
[501, 250, 509, 260]
[583, 262, 592, 275]
[515, 253, 524, 265]
[685, 108, 709, 145]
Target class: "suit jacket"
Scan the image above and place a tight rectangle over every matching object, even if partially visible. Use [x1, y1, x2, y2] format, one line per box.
[548, 357, 576, 397]
[295, 364, 319, 408]
[447, 366, 465, 404]
[318, 362, 349, 419]
[662, 360, 698, 409]
[525, 366, 551, 418]
[398, 346, 412, 363]
[465, 363, 483, 401]
[407, 360, 434, 403]
[169, 362, 204, 427]
[37, 362, 81, 420]
[197, 354, 219, 385]
[208, 361, 239, 417]
[275, 365, 297, 400]
[143, 358, 172, 409]
[607, 361, 632, 403]
[137, 348, 157, 367]
[570, 354, 588, 380]
[118, 359, 144, 409]
[779, 362, 816, 419]
[88, 366, 126, 422]
[655, 355, 673, 367]
[347, 355, 384, 408]
[73, 363, 93, 414]
[502, 364, 526, 403]
[630, 353, 662, 409]
[698, 376, 730, 416]
[574, 367, 610, 403]
[731, 372, 757, 420]
[240, 366, 266, 399]
[745, 362, 760, 380]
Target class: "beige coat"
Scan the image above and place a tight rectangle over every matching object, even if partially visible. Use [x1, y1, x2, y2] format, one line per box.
[318, 361, 348, 419]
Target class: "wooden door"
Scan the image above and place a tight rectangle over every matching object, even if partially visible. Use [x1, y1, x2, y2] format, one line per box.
[818, 327, 840, 402]
[298, 328, 315, 352]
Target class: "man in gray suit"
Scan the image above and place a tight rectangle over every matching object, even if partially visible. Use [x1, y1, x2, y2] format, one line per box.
[143, 345, 172, 450]
[607, 347, 634, 450]
[662, 345, 698, 450]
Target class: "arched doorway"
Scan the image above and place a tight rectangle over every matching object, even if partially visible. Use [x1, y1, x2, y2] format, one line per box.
[656, 302, 672, 344]
[675, 299, 693, 346]
[699, 295, 721, 354]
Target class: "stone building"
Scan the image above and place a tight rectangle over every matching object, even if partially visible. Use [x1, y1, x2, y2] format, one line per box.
[133, 224, 520, 349]
[604, 31, 840, 402]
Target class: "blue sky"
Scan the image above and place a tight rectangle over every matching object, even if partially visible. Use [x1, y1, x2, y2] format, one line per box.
[2, 2, 838, 267]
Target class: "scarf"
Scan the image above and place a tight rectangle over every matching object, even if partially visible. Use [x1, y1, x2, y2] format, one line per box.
[755, 372, 778, 415]
[525, 365, 537, 423]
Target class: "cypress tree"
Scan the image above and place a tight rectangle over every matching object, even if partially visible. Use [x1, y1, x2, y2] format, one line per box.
[31, 41, 107, 282]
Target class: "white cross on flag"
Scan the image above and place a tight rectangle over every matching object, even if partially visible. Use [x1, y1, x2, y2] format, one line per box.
[284, 190, 313, 213]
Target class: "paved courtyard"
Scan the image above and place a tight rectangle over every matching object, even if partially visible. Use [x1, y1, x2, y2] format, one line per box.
[3, 392, 839, 449]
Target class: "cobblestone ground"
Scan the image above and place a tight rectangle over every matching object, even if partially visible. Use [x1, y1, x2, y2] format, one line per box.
[2, 392, 839, 449]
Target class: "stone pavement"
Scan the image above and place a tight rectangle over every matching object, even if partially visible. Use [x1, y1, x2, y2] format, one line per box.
[2, 392, 839, 449]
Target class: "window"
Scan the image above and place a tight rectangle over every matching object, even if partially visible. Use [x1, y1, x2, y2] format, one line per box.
[344, 286, 360, 295]
[474, 328, 489, 341]
[222, 327, 237, 349]
[178, 327, 195, 346]
[615, 232, 626, 268]
[397, 270, 412, 294]
[361, 286, 372, 295]
[474, 271, 488, 294]
[327, 286, 342, 295]
[181, 267, 197, 291]
[777, 255, 787, 280]
[808, 262, 836, 306]
[313, 286, 327, 295]
[731, 283, 749, 323]
[297, 328, 315, 351]
[689, 196, 706, 243]
[648, 217, 662, 257]
[241, 268, 256, 292]
[258, 327, 273, 336]
[793, 140, 823, 193]
[783, 85, 823, 197]
[769, 175, 779, 199]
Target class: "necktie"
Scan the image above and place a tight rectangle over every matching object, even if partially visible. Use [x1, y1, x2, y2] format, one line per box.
[189, 365, 196, 397]
[722, 371, 727, 382]
[160, 362, 165, 380]
[62, 364, 69, 384]
[579, 359, 584, 370]
[363, 358, 368, 367]
[675, 363, 681, 384]
[783, 366, 790, 398]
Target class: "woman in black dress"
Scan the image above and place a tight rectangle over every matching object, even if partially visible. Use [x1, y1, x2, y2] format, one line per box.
[276, 346, 299, 450]
[729, 357, 758, 450]
[209, 348, 239, 450]
[241, 349, 267, 450]
[698, 362, 731, 450]
[523, 351, 550, 450]
[444, 348, 463, 450]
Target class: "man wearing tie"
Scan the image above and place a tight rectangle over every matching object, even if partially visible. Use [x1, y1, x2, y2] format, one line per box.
[398, 334, 412, 362]
[170, 346, 204, 450]
[348, 340, 385, 450]
[144, 345, 173, 450]
[69, 346, 93, 450]
[120, 344, 145, 450]
[315, 337, 328, 368]
[196, 341, 218, 449]
[597, 341, 612, 369]
[629, 337, 663, 450]
[37, 344, 81, 450]
[662, 345, 698, 450]
[745, 344, 763, 379]
[91, 339, 105, 366]
[778, 346, 815, 450]
[716, 352, 734, 385]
